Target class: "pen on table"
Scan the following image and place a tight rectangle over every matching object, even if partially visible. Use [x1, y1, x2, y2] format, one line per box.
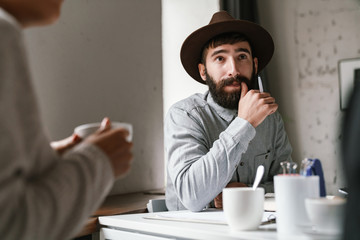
[261, 214, 276, 225]
[258, 76, 264, 93]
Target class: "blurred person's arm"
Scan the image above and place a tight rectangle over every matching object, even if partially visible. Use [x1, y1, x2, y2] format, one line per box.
[0, 10, 132, 240]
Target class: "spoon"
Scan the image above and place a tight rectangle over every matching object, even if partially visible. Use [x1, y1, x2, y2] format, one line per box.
[252, 165, 265, 190]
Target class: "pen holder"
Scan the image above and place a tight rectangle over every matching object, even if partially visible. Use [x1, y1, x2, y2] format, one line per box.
[302, 158, 326, 197]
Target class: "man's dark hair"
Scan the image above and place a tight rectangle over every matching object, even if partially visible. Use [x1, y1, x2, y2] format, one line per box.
[200, 32, 254, 65]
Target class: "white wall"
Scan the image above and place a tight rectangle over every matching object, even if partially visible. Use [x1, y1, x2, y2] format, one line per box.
[258, 0, 360, 194]
[162, 0, 219, 117]
[24, 0, 164, 195]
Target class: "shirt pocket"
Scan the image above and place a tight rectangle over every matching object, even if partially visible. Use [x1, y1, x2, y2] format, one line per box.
[254, 150, 274, 182]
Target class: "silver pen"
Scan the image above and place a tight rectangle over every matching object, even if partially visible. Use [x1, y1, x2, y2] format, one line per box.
[258, 76, 264, 93]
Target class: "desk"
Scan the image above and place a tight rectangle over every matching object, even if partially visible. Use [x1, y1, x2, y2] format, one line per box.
[98, 210, 340, 240]
[99, 210, 277, 240]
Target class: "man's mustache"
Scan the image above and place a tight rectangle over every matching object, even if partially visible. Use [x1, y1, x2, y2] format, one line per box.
[219, 76, 251, 88]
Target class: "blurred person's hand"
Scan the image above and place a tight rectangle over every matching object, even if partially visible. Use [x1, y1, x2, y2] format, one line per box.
[84, 118, 133, 178]
[51, 134, 82, 156]
[214, 182, 247, 209]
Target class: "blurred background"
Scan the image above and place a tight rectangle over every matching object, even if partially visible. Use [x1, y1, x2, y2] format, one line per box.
[24, 0, 360, 196]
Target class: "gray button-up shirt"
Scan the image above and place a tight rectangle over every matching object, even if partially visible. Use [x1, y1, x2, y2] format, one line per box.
[165, 91, 292, 211]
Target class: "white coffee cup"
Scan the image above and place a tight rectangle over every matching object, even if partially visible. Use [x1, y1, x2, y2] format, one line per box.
[74, 122, 133, 142]
[305, 197, 346, 235]
[274, 175, 320, 235]
[223, 187, 264, 231]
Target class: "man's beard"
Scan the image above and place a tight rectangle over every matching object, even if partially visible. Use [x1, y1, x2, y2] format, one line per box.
[206, 70, 256, 110]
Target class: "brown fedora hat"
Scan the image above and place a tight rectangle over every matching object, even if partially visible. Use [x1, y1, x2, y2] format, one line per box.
[180, 10, 274, 84]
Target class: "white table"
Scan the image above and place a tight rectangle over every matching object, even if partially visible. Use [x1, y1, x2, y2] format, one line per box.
[98, 210, 337, 240]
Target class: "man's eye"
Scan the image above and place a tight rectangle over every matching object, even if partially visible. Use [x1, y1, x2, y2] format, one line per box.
[215, 56, 224, 61]
[238, 54, 247, 60]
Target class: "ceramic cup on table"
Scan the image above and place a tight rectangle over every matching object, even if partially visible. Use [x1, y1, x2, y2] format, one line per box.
[305, 197, 346, 235]
[223, 187, 264, 231]
[74, 122, 133, 142]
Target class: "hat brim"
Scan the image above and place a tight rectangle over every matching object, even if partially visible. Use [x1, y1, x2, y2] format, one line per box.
[180, 19, 274, 84]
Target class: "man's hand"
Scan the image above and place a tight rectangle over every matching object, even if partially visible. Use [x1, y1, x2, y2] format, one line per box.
[214, 182, 248, 209]
[51, 134, 82, 156]
[84, 118, 133, 179]
[238, 82, 278, 128]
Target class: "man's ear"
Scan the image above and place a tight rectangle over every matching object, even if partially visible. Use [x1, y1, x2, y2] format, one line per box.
[198, 63, 207, 82]
[253, 57, 259, 75]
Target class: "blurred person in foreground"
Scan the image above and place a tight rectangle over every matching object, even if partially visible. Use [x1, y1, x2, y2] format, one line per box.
[342, 77, 360, 240]
[0, 0, 133, 239]
[165, 11, 292, 211]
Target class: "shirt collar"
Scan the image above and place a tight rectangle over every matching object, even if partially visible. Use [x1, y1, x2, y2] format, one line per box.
[206, 91, 238, 123]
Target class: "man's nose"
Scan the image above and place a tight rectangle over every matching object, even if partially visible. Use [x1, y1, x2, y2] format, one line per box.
[226, 58, 240, 77]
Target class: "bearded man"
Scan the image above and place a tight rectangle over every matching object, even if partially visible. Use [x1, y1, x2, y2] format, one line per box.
[165, 11, 293, 211]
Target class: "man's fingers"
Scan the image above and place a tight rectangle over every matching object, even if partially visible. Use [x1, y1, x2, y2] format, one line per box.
[268, 103, 278, 114]
[261, 96, 276, 104]
[240, 81, 248, 98]
[258, 92, 271, 98]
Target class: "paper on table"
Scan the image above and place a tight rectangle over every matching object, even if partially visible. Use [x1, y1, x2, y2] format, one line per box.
[264, 193, 276, 212]
[144, 209, 276, 226]
[144, 209, 226, 225]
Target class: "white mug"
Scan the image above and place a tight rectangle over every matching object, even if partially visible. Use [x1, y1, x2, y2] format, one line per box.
[74, 122, 133, 142]
[223, 187, 264, 231]
[305, 197, 346, 235]
[274, 175, 320, 235]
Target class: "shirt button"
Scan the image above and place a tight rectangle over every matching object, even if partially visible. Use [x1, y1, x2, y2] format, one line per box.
[14, 168, 23, 177]
[240, 162, 244, 166]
